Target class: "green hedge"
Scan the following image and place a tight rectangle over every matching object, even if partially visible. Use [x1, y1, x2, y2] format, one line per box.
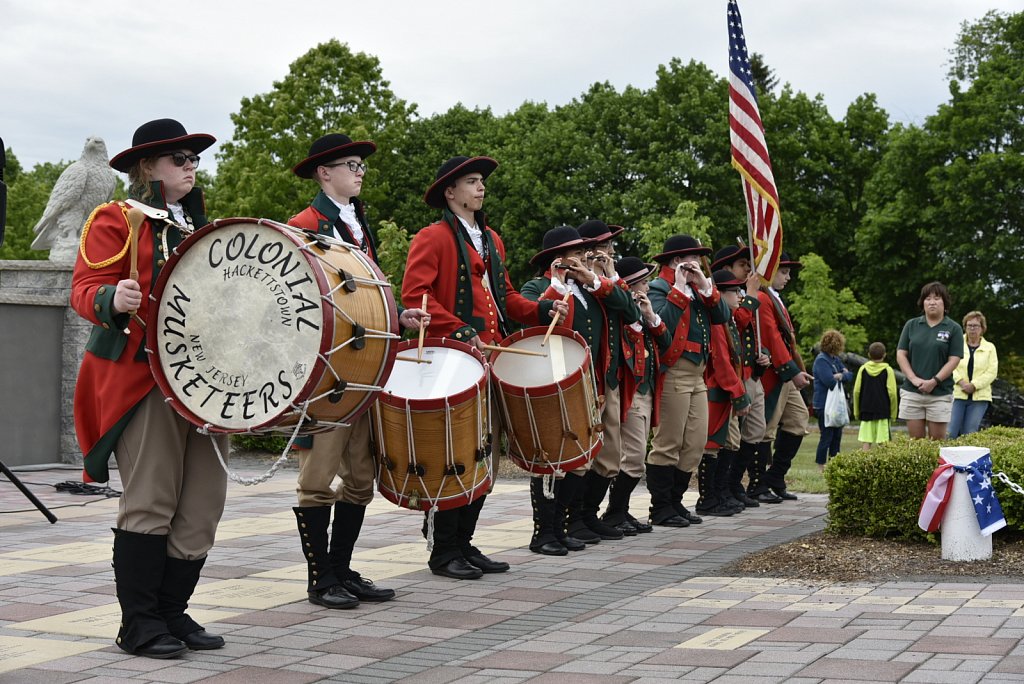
[824, 426, 1024, 541]
[230, 433, 291, 454]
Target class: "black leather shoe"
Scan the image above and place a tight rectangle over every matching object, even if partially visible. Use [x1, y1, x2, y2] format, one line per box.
[756, 491, 784, 504]
[586, 519, 624, 540]
[465, 553, 510, 573]
[613, 520, 639, 536]
[772, 487, 798, 501]
[737, 493, 760, 507]
[431, 558, 483, 579]
[180, 629, 225, 650]
[560, 535, 587, 551]
[531, 541, 568, 556]
[626, 514, 653, 533]
[131, 634, 188, 659]
[568, 525, 602, 544]
[309, 585, 360, 609]
[652, 514, 690, 527]
[341, 575, 396, 602]
[678, 507, 703, 524]
[696, 502, 735, 517]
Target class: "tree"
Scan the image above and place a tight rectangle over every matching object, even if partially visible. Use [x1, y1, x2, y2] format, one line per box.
[0, 155, 71, 260]
[749, 52, 779, 96]
[787, 253, 868, 354]
[855, 10, 1024, 358]
[212, 40, 415, 226]
[638, 201, 714, 262]
[373, 219, 411, 286]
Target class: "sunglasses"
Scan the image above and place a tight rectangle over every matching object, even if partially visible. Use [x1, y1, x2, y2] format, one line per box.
[157, 151, 201, 168]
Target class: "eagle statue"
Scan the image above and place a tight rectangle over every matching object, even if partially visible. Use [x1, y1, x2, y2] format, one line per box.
[31, 136, 117, 262]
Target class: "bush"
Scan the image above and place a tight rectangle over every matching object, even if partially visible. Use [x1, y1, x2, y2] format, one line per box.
[230, 433, 291, 454]
[824, 426, 1024, 541]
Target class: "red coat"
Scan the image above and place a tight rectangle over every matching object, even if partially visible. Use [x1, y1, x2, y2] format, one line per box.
[757, 288, 802, 397]
[71, 202, 161, 481]
[705, 322, 750, 449]
[620, 319, 669, 426]
[402, 219, 543, 344]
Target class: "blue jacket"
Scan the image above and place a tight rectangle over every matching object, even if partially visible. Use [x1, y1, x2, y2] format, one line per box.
[812, 352, 853, 411]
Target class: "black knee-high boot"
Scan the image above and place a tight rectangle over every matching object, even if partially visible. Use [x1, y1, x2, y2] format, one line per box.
[671, 468, 703, 524]
[646, 463, 688, 526]
[294, 506, 359, 608]
[554, 474, 590, 549]
[581, 470, 624, 539]
[530, 476, 567, 555]
[695, 454, 733, 516]
[715, 449, 745, 513]
[331, 501, 395, 601]
[602, 472, 641, 535]
[747, 442, 782, 503]
[112, 529, 186, 659]
[764, 430, 803, 499]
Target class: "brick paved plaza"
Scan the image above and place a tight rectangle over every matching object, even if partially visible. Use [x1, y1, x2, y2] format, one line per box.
[2, 465, 1024, 683]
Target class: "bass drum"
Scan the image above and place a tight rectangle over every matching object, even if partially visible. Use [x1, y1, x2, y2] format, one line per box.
[148, 217, 399, 433]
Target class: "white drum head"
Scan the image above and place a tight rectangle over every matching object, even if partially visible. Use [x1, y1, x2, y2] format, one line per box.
[383, 346, 483, 400]
[491, 333, 587, 387]
[153, 222, 325, 430]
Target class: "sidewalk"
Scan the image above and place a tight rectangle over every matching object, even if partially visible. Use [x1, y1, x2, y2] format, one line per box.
[2, 465, 1023, 683]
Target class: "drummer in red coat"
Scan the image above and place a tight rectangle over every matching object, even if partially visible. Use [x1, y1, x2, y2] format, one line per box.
[71, 119, 226, 659]
[286, 134, 429, 610]
[402, 156, 567, 579]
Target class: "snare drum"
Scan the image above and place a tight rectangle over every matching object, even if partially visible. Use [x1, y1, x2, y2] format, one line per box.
[372, 338, 491, 511]
[490, 326, 603, 474]
[148, 218, 399, 433]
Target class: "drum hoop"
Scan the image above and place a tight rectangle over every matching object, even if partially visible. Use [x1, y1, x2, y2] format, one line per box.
[377, 337, 489, 411]
[489, 325, 592, 396]
[147, 217, 396, 432]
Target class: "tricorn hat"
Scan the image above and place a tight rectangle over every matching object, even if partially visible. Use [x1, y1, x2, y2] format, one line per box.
[109, 118, 216, 173]
[531, 225, 587, 266]
[651, 234, 711, 264]
[615, 256, 657, 286]
[577, 219, 624, 243]
[712, 269, 744, 290]
[711, 244, 751, 271]
[778, 251, 802, 269]
[423, 155, 498, 208]
[292, 133, 377, 179]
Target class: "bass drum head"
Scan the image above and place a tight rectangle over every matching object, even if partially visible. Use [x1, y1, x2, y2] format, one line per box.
[490, 329, 587, 388]
[149, 219, 329, 432]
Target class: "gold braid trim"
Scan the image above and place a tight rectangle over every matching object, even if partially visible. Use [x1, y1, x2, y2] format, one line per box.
[79, 202, 133, 270]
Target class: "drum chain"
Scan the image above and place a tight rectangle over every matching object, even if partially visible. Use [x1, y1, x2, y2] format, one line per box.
[994, 471, 1024, 497]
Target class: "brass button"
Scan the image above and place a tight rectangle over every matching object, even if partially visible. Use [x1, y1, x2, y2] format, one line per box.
[102, 323, 110, 330]
[158, 259, 166, 267]
[455, 332, 463, 339]
[98, 287, 106, 295]
[94, 304, 101, 312]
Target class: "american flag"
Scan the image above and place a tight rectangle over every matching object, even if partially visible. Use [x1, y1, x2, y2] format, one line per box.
[728, 0, 783, 282]
[918, 451, 1006, 536]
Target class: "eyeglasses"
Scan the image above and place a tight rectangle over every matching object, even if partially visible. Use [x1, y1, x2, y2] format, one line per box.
[157, 152, 200, 168]
[323, 160, 367, 174]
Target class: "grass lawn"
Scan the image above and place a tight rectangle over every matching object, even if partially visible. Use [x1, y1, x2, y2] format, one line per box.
[787, 423, 869, 494]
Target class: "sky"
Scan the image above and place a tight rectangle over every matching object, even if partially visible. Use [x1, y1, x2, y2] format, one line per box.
[0, 0, 1018, 173]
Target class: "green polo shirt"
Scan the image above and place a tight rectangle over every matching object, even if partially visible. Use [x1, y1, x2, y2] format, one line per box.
[897, 315, 964, 396]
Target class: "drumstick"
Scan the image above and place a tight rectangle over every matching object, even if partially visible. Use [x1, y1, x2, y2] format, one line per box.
[396, 355, 432, 364]
[480, 344, 548, 358]
[417, 293, 428, 362]
[124, 207, 145, 335]
[541, 288, 572, 347]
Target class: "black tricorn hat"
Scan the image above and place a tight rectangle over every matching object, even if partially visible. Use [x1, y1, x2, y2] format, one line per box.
[713, 269, 744, 290]
[531, 225, 587, 266]
[615, 256, 657, 286]
[577, 219, 624, 243]
[423, 155, 498, 208]
[778, 251, 803, 269]
[711, 244, 751, 271]
[109, 118, 216, 172]
[651, 234, 711, 264]
[292, 133, 377, 179]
